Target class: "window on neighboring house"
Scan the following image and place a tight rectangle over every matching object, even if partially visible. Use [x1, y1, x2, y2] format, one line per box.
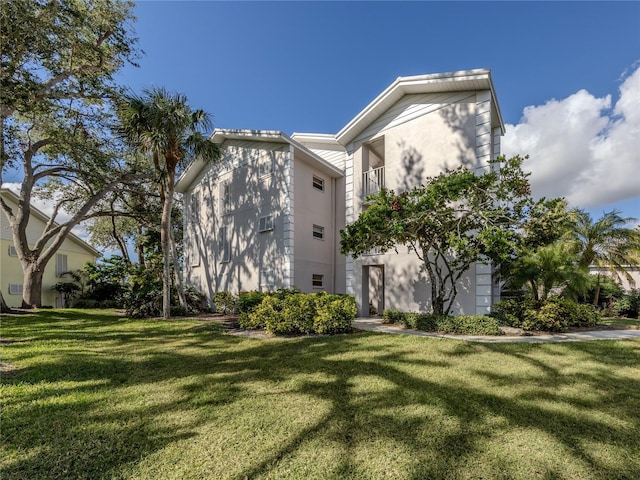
[8, 283, 23, 295]
[56, 253, 68, 277]
[259, 152, 274, 176]
[312, 274, 324, 288]
[312, 175, 325, 191]
[219, 180, 231, 214]
[258, 214, 274, 232]
[260, 270, 275, 289]
[8, 245, 17, 256]
[220, 217, 232, 262]
[312, 224, 324, 240]
[190, 192, 199, 224]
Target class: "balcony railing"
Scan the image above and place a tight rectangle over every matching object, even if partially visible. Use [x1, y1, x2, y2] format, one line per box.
[362, 166, 385, 198]
[363, 246, 383, 256]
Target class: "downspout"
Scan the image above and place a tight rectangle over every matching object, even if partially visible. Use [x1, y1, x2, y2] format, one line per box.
[331, 177, 336, 293]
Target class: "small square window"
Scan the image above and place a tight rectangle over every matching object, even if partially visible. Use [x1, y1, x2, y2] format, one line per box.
[258, 215, 274, 232]
[312, 175, 325, 191]
[312, 274, 324, 288]
[8, 283, 23, 295]
[312, 224, 324, 240]
[8, 245, 17, 256]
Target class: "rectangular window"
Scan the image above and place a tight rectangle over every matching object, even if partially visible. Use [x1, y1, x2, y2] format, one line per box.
[191, 233, 200, 266]
[312, 175, 325, 191]
[259, 152, 274, 176]
[190, 192, 199, 224]
[312, 274, 324, 288]
[260, 270, 275, 289]
[55, 254, 68, 277]
[220, 217, 232, 262]
[258, 214, 274, 232]
[8, 245, 17, 256]
[312, 224, 324, 240]
[219, 180, 231, 214]
[8, 283, 23, 295]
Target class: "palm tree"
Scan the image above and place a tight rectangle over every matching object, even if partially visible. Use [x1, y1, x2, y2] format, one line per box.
[118, 88, 221, 318]
[569, 209, 640, 305]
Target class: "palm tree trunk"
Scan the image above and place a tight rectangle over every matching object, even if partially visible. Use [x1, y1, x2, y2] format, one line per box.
[160, 179, 173, 319]
[593, 273, 602, 306]
[170, 228, 187, 309]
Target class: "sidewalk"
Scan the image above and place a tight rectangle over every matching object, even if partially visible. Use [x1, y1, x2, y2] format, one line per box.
[353, 318, 640, 343]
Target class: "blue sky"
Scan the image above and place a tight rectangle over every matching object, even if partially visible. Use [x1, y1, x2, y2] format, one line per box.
[118, 1, 639, 220]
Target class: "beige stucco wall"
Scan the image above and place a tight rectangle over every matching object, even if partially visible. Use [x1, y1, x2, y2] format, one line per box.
[346, 93, 494, 315]
[184, 141, 292, 301]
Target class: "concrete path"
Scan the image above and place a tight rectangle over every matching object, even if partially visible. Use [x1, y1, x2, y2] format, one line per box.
[353, 318, 640, 343]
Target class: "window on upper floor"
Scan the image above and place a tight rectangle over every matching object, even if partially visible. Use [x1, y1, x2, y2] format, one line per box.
[219, 180, 231, 214]
[362, 136, 386, 198]
[56, 254, 68, 277]
[312, 224, 324, 240]
[190, 192, 200, 224]
[219, 216, 232, 262]
[191, 233, 200, 267]
[259, 152, 274, 176]
[312, 175, 325, 191]
[258, 214, 274, 233]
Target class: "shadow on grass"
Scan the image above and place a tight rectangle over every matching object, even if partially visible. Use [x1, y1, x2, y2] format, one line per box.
[1, 310, 639, 479]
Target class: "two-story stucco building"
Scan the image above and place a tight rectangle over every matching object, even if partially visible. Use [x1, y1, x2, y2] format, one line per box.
[1, 188, 101, 308]
[176, 69, 504, 316]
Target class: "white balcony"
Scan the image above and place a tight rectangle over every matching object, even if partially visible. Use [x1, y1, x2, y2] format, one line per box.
[362, 166, 385, 198]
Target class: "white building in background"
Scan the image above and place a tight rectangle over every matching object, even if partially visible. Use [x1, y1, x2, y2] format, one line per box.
[176, 69, 504, 316]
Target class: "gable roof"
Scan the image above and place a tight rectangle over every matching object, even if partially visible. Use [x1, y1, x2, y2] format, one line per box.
[0, 188, 102, 257]
[176, 128, 343, 193]
[336, 69, 504, 146]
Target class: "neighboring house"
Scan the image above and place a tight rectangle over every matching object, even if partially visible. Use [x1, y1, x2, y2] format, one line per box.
[588, 265, 640, 292]
[0, 188, 101, 308]
[177, 69, 504, 316]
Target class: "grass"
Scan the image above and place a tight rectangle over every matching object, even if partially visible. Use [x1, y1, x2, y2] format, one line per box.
[1, 309, 639, 480]
[600, 317, 640, 328]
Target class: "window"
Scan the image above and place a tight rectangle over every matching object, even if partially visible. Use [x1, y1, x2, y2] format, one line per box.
[191, 233, 200, 267]
[258, 214, 274, 232]
[312, 175, 325, 191]
[312, 224, 324, 240]
[8, 283, 23, 295]
[8, 245, 17, 256]
[190, 192, 199, 224]
[55, 254, 68, 277]
[220, 217, 232, 262]
[312, 274, 324, 288]
[259, 152, 274, 176]
[260, 270, 275, 289]
[219, 180, 231, 214]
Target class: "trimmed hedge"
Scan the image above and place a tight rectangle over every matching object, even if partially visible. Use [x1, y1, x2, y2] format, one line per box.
[382, 309, 502, 335]
[240, 292, 356, 335]
[492, 296, 601, 332]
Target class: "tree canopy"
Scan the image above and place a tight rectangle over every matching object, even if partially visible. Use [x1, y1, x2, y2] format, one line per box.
[340, 155, 543, 315]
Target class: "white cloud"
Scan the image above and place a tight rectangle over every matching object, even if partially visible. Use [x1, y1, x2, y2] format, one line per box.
[503, 67, 640, 208]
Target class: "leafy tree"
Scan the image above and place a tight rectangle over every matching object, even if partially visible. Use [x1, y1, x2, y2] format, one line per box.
[569, 210, 640, 305]
[340, 155, 539, 315]
[0, 0, 141, 307]
[117, 88, 221, 318]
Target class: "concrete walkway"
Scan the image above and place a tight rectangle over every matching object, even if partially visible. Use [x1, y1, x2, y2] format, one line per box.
[353, 318, 640, 343]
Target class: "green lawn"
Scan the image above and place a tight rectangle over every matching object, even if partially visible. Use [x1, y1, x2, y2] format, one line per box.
[1, 310, 639, 480]
[601, 317, 640, 328]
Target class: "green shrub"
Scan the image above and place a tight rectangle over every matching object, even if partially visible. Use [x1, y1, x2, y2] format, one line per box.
[437, 315, 502, 335]
[246, 296, 282, 332]
[491, 299, 525, 327]
[237, 291, 267, 313]
[612, 289, 640, 318]
[281, 294, 316, 334]
[519, 297, 601, 332]
[214, 291, 237, 314]
[313, 296, 356, 334]
[382, 308, 403, 324]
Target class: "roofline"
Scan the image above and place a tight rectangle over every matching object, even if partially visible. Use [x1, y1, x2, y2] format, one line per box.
[290, 132, 340, 145]
[336, 69, 505, 145]
[176, 129, 343, 193]
[0, 188, 102, 257]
